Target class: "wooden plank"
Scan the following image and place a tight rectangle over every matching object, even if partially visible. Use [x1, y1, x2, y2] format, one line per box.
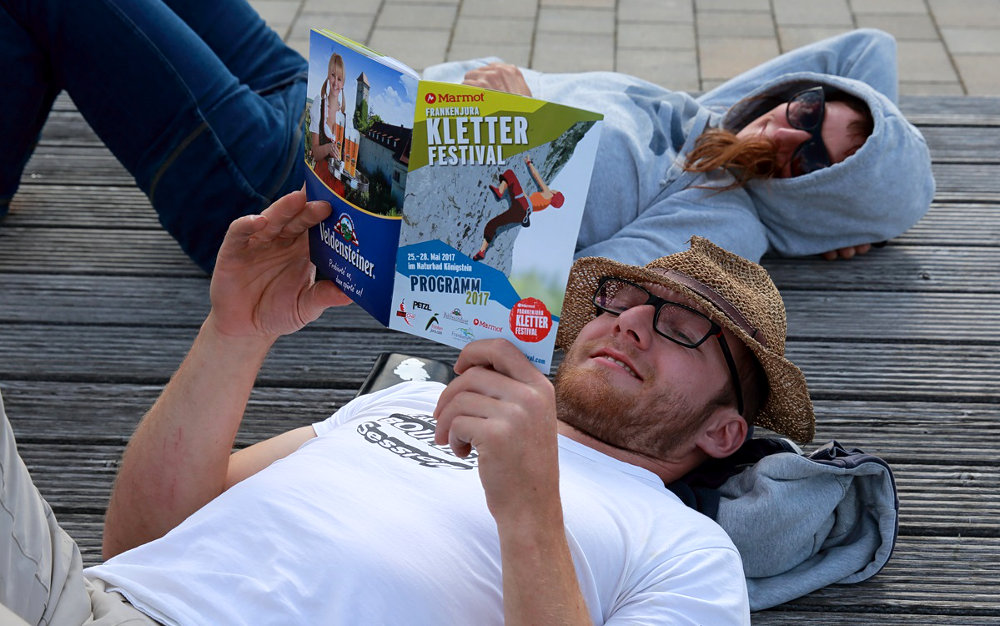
[763, 244, 1000, 294]
[2, 380, 358, 446]
[8, 189, 998, 248]
[917, 126, 1000, 163]
[4, 185, 158, 229]
[4, 223, 999, 292]
[781, 291, 1000, 342]
[49, 92, 1000, 127]
[931, 163, 1000, 202]
[0, 273, 386, 333]
[21, 145, 132, 187]
[899, 94, 1000, 125]
[37, 109, 101, 145]
[49, 514, 104, 568]
[0, 323, 462, 387]
[5, 380, 999, 464]
[894, 203, 1000, 247]
[21, 439, 999, 537]
[34, 108, 1000, 163]
[8, 192, 998, 255]
[755, 613, 1000, 625]
[809, 399, 1000, 465]
[0, 274, 213, 326]
[1, 324, 997, 400]
[16, 146, 1000, 201]
[0, 226, 202, 276]
[763, 536, 1000, 614]
[784, 341, 1000, 402]
[3, 274, 998, 343]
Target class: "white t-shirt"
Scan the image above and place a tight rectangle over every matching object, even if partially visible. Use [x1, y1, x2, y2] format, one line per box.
[86, 382, 749, 625]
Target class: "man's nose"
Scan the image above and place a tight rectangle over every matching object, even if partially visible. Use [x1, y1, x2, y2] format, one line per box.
[615, 305, 656, 347]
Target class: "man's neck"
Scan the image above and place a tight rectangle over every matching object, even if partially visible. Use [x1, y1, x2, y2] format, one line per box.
[555, 420, 700, 485]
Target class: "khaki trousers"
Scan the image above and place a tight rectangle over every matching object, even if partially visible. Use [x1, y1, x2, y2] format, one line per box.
[0, 390, 157, 625]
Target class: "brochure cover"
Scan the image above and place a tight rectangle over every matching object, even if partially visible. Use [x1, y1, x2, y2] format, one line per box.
[304, 29, 603, 373]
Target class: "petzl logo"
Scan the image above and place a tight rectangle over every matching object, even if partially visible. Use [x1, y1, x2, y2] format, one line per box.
[335, 213, 360, 246]
[425, 93, 437, 104]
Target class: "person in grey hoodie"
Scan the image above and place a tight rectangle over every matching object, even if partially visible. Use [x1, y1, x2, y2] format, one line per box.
[424, 28, 935, 264]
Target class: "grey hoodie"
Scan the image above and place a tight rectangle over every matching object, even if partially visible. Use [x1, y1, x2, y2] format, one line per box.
[670, 439, 899, 611]
[423, 29, 934, 264]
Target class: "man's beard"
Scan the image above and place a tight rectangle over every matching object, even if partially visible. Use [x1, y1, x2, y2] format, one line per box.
[553, 349, 713, 461]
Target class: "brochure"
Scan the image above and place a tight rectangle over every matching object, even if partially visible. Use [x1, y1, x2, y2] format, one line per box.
[304, 29, 603, 373]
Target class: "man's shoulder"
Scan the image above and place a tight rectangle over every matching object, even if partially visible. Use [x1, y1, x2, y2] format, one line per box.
[558, 437, 738, 548]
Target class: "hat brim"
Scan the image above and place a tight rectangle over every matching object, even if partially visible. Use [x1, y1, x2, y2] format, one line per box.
[556, 256, 815, 443]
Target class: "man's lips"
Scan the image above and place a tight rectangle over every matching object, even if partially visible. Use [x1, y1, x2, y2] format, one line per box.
[592, 350, 643, 381]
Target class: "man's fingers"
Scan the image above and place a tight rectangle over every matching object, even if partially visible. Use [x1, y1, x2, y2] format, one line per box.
[434, 362, 516, 427]
[223, 214, 269, 251]
[453, 339, 544, 383]
[446, 415, 480, 458]
[278, 200, 331, 239]
[257, 190, 311, 239]
[435, 392, 507, 452]
[302, 278, 352, 317]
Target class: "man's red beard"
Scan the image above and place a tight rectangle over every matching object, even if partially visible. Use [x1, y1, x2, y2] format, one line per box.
[553, 340, 712, 461]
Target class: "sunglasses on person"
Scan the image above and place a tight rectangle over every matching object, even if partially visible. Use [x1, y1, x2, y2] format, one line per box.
[593, 277, 745, 416]
[786, 86, 832, 177]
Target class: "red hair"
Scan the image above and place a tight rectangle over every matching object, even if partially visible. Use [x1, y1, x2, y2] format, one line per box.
[683, 130, 780, 191]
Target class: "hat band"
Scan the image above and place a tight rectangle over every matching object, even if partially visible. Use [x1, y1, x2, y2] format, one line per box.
[661, 269, 767, 348]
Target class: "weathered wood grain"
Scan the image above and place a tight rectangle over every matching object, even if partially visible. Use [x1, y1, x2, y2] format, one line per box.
[3, 380, 999, 464]
[20, 440, 999, 535]
[899, 94, 1000, 125]
[762, 244, 1000, 293]
[3, 91, 998, 622]
[2, 323, 997, 400]
[4, 274, 999, 343]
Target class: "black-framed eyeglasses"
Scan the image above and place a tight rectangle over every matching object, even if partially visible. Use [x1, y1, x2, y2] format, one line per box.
[593, 277, 745, 415]
[786, 86, 831, 177]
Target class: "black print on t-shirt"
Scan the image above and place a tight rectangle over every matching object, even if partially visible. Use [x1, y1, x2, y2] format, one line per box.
[357, 412, 478, 470]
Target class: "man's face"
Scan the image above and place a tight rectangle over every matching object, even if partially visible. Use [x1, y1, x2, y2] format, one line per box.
[554, 282, 741, 461]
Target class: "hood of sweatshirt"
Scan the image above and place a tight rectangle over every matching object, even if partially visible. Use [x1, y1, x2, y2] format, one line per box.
[719, 71, 935, 257]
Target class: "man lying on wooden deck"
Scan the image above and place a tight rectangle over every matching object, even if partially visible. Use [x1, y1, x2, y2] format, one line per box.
[3, 190, 895, 625]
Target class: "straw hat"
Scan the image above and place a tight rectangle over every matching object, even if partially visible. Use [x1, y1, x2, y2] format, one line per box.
[556, 236, 815, 443]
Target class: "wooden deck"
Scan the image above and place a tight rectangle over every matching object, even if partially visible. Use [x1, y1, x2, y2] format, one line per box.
[2, 94, 999, 623]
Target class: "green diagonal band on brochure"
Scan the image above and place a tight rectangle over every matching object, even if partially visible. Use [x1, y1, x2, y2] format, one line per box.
[410, 81, 603, 172]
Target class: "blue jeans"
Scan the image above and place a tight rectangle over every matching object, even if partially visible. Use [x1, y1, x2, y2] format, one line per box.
[0, 0, 307, 272]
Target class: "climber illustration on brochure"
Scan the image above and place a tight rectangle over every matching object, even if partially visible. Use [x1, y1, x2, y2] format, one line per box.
[303, 28, 603, 373]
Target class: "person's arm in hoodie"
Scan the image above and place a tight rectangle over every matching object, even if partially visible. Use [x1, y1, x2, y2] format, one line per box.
[697, 28, 900, 109]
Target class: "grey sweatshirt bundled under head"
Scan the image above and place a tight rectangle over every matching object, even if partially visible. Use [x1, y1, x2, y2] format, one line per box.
[423, 29, 934, 264]
[669, 438, 899, 611]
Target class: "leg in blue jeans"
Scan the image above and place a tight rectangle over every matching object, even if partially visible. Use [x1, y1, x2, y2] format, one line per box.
[0, 0, 308, 272]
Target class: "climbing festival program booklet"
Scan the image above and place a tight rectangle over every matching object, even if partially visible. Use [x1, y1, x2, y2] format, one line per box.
[303, 29, 603, 373]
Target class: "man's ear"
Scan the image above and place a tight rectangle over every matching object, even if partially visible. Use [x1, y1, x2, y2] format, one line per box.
[695, 409, 747, 459]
